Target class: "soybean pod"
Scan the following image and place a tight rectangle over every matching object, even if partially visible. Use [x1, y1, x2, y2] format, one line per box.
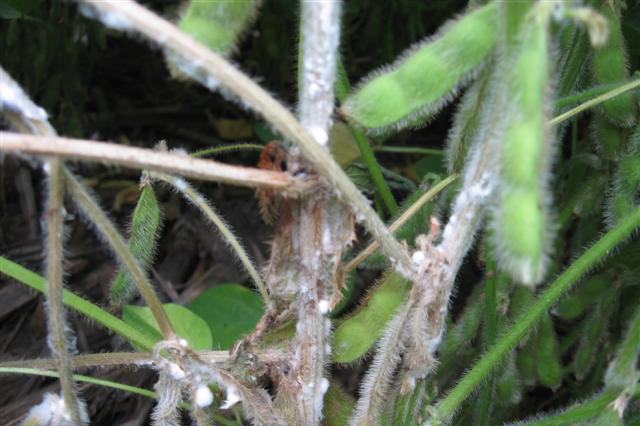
[493, 4, 555, 286]
[606, 125, 640, 227]
[340, 1, 499, 134]
[591, 1, 636, 127]
[110, 181, 162, 305]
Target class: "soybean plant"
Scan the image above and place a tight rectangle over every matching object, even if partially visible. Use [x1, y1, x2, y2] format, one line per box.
[1, 1, 640, 426]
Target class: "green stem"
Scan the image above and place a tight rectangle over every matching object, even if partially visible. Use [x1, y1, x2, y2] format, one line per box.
[0, 256, 157, 350]
[550, 78, 640, 126]
[191, 143, 264, 158]
[431, 205, 640, 423]
[374, 146, 444, 156]
[336, 58, 398, 215]
[64, 170, 175, 340]
[555, 80, 636, 110]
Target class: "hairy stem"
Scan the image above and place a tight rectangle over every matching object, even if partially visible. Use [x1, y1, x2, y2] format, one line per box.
[151, 171, 271, 306]
[45, 157, 84, 425]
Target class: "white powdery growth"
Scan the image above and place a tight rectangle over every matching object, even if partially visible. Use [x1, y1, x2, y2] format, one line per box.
[22, 393, 89, 426]
[318, 299, 331, 314]
[220, 385, 242, 409]
[195, 384, 214, 408]
[298, 0, 342, 146]
[168, 362, 186, 380]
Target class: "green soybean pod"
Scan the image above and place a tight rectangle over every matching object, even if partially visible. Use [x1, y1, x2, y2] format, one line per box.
[572, 287, 619, 380]
[331, 270, 410, 364]
[167, 0, 259, 80]
[110, 182, 162, 305]
[323, 380, 355, 426]
[591, 1, 636, 127]
[592, 408, 624, 426]
[340, 1, 499, 134]
[495, 352, 522, 406]
[494, 6, 554, 287]
[554, 273, 609, 321]
[593, 113, 626, 162]
[606, 125, 640, 227]
[535, 312, 563, 390]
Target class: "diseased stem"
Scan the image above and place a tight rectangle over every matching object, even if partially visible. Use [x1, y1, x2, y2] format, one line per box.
[64, 171, 175, 340]
[151, 171, 271, 306]
[45, 157, 84, 425]
[77, 0, 413, 273]
[0, 132, 293, 190]
[431, 205, 640, 423]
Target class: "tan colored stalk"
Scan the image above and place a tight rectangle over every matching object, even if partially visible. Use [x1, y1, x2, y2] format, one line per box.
[45, 157, 86, 425]
[0, 132, 294, 190]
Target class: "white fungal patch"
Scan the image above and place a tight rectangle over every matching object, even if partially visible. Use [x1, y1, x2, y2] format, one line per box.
[168, 362, 186, 380]
[318, 299, 330, 314]
[174, 178, 188, 191]
[412, 250, 426, 265]
[179, 338, 188, 347]
[308, 126, 329, 146]
[220, 386, 242, 409]
[195, 384, 214, 408]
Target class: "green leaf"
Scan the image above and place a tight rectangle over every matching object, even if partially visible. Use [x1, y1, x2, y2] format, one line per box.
[187, 284, 264, 350]
[123, 303, 212, 351]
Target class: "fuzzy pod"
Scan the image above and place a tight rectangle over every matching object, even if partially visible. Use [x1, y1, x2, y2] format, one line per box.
[572, 287, 619, 380]
[605, 125, 640, 227]
[554, 273, 609, 321]
[592, 112, 627, 162]
[591, 2, 637, 127]
[110, 183, 162, 305]
[167, 0, 259, 81]
[340, 1, 498, 134]
[438, 281, 485, 359]
[604, 301, 640, 389]
[332, 271, 409, 364]
[493, 6, 555, 287]
[592, 408, 624, 426]
[495, 351, 522, 406]
[323, 380, 355, 426]
[445, 63, 493, 174]
[535, 312, 563, 390]
[516, 331, 538, 387]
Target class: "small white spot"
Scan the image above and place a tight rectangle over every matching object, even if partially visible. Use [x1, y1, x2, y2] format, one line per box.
[325, 344, 331, 355]
[319, 378, 330, 395]
[308, 126, 328, 145]
[179, 338, 188, 347]
[168, 362, 185, 380]
[318, 299, 330, 314]
[175, 178, 188, 191]
[42, 162, 51, 174]
[412, 251, 426, 265]
[195, 384, 214, 408]
[220, 386, 241, 409]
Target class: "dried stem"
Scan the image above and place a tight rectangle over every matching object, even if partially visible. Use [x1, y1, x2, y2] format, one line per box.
[45, 157, 85, 425]
[77, 0, 412, 273]
[150, 171, 271, 306]
[64, 170, 175, 340]
[0, 132, 294, 190]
